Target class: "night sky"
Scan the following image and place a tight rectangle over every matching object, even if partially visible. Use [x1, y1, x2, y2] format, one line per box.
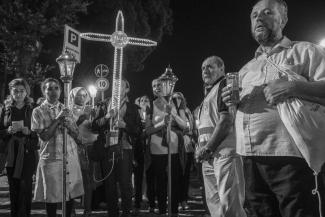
[72, 0, 325, 110]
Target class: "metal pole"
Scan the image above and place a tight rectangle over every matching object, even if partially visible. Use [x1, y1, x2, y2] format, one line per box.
[101, 91, 104, 101]
[167, 95, 172, 217]
[62, 81, 71, 217]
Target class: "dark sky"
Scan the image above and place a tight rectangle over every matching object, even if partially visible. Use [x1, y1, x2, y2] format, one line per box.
[74, 0, 325, 110]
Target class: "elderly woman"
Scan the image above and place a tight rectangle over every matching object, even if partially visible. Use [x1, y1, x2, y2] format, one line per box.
[0, 78, 38, 217]
[31, 78, 84, 217]
[69, 87, 97, 217]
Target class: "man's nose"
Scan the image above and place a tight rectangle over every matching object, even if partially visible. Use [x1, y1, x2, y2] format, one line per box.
[256, 12, 265, 21]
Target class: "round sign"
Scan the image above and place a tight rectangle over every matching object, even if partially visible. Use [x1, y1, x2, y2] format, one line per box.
[96, 78, 109, 91]
[94, 64, 109, 78]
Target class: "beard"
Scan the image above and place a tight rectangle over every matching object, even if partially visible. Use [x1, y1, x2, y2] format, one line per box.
[251, 27, 277, 46]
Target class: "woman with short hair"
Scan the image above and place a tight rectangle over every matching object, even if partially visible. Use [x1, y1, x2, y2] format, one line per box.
[31, 78, 84, 217]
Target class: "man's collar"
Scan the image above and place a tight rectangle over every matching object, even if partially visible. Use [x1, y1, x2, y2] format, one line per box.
[255, 36, 293, 58]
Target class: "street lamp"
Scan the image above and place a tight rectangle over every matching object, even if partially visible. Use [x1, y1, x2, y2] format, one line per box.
[88, 85, 98, 108]
[159, 65, 178, 98]
[56, 51, 77, 217]
[158, 65, 178, 217]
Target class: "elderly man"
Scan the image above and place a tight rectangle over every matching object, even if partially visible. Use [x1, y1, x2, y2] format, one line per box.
[196, 56, 246, 217]
[222, 0, 325, 216]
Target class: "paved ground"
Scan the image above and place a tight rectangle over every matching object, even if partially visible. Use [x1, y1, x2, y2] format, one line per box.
[0, 170, 209, 217]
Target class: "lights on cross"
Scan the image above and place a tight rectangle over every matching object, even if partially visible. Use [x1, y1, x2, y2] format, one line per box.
[80, 10, 157, 148]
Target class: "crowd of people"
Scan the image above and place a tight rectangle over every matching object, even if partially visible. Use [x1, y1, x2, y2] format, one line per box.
[1, 0, 325, 217]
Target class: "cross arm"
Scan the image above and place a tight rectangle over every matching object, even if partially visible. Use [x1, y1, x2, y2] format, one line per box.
[80, 33, 112, 43]
[127, 37, 157, 47]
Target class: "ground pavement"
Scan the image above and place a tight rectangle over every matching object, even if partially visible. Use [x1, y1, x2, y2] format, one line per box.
[0, 169, 209, 217]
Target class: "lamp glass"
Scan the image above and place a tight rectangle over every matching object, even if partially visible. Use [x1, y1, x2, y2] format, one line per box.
[158, 66, 178, 97]
[56, 52, 77, 79]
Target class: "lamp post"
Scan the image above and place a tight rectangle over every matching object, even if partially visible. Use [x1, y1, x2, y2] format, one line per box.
[158, 65, 178, 217]
[56, 51, 77, 217]
[88, 85, 98, 108]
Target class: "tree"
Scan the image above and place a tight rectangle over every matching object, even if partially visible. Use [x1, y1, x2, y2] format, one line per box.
[0, 0, 89, 100]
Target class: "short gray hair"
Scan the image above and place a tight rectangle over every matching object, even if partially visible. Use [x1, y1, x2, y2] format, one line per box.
[205, 56, 225, 69]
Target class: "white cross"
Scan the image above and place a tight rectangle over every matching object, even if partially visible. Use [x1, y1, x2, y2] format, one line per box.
[80, 10, 157, 142]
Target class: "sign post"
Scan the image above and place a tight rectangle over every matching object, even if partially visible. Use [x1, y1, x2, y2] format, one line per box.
[94, 64, 109, 101]
[95, 77, 109, 101]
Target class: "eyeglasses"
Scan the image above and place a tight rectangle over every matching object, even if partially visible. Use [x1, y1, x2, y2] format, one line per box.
[12, 89, 26, 95]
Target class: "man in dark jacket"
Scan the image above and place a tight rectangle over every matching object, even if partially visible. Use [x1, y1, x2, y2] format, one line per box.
[91, 79, 142, 217]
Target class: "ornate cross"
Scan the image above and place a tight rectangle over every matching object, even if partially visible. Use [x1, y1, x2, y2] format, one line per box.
[80, 10, 157, 146]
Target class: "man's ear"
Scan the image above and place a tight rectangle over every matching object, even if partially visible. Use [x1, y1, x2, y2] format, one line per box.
[220, 66, 225, 74]
[281, 14, 288, 30]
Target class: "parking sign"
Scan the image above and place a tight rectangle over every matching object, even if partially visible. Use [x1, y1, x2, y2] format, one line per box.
[63, 25, 81, 63]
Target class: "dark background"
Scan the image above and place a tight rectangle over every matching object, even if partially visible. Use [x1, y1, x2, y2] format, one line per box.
[60, 0, 325, 110]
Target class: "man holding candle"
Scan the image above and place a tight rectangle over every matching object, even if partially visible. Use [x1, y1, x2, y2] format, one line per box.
[196, 56, 246, 217]
[221, 0, 325, 216]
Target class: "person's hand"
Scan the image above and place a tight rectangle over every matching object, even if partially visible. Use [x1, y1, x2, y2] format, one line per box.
[77, 114, 89, 126]
[170, 107, 177, 117]
[195, 146, 213, 162]
[63, 118, 79, 138]
[263, 79, 295, 106]
[164, 104, 172, 114]
[55, 108, 70, 122]
[221, 86, 240, 107]
[105, 108, 117, 119]
[7, 126, 17, 134]
[90, 108, 97, 118]
[164, 114, 171, 126]
[114, 120, 126, 129]
[21, 127, 31, 135]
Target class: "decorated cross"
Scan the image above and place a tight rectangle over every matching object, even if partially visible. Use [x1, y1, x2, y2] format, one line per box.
[80, 10, 157, 146]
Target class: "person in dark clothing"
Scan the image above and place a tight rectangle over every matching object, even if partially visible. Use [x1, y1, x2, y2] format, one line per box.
[90, 79, 142, 217]
[0, 78, 38, 217]
[133, 95, 151, 214]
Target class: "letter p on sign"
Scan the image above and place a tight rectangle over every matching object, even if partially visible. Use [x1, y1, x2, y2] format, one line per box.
[68, 30, 79, 47]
